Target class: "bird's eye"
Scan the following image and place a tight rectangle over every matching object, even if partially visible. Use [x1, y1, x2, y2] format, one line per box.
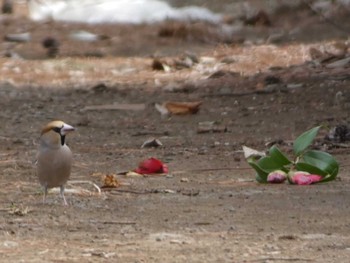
[52, 127, 61, 133]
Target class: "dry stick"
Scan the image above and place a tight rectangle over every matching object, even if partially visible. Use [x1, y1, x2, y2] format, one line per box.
[251, 257, 313, 262]
[108, 189, 154, 195]
[303, 0, 350, 34]
[172, 167, 253, 175]
[102, 221, 136, 225]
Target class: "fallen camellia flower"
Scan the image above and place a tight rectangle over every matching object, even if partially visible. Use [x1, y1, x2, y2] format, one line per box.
[134, 157, 169, 175]
[267, 170, 287, 183]
[289, 171, 323, 185]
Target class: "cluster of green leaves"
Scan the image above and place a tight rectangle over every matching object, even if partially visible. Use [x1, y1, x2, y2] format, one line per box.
[247, 126, 339, 183]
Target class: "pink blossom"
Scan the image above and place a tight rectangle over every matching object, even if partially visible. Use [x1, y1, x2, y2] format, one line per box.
[267, 170, 287, 183]
[292, 172, 322, 185]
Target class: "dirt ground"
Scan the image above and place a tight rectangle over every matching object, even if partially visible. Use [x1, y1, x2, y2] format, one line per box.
[1, 1, 350, 262]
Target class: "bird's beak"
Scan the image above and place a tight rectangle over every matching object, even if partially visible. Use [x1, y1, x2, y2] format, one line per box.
[61, 123, 75, 135]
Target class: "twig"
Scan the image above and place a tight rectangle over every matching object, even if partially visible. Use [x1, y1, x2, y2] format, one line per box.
[132, 131, 169, 137]
[108, 189, 150, 195]
[68, 180, 101, 194]
[251, 257, 313, 262]
[102, 221, 136, 225]
[172, 167, 252, 175]
[82, 103, 145, 111]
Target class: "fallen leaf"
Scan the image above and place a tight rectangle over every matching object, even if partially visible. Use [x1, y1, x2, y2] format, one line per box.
[242, 145, 266, 159]
[100, 174, 120, 188]
[141, 138, 163, 148]
[154, 103, 170, 117]
[164, 101, 202, 115]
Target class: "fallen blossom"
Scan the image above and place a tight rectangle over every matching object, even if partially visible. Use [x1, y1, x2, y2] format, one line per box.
[134, 157, 169, 175]
[267, 170, 287, 184]
[291, 172, 323, 185]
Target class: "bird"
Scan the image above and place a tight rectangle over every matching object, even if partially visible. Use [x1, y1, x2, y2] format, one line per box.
[36, 120, 75, 205]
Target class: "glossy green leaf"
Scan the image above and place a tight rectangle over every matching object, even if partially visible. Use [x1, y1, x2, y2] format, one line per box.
[293, 126, 321, 156]
[317, 174, 334, 183]
[255, 174, 265, 183]
[257, 156, 285, 172]
[247, 158, 269, 182]
[295, 162, 328, 176]
[269, 145, 292, 166]
[302, 150, 339, 178]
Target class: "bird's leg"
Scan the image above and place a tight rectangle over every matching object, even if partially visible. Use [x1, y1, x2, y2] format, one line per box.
[42, 185, 48, 204]
[60, 185, 68, 206]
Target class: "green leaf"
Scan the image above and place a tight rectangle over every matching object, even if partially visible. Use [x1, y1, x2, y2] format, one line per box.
[255, 174, 265, 183]
[295, 162, 328, 176]
[293, 126, 321, 156]
[269, 145, 292, 166]
[317, 174, 334, 183]
[247, 158, 269, 182]
[258, 156, 285, 173]
[301, 150, 339, 179]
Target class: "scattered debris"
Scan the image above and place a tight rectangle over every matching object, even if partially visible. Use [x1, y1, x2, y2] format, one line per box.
[62, 180, 102, 195]
[69, 30, 108, 42]
[325, 125, 350, 142]
[325, 56, 350, 68]
[8, 204, 30, 216]
[309, 43, 347, 64]
[132, 130, 169, 137]
[91, 83, 109, 93]
[243, 10, 271, 26]
[182, 189, 200, 196]
[209, 70, 239, 79]
[125, 171, 144, 177]
[197, 121, 227, 134]
[152, 58, 171, 72]
[141, 138, 163, 148]
[42, 37, 60, 58]
[173, 52, 199, 69]
[4, 32, 31, 43]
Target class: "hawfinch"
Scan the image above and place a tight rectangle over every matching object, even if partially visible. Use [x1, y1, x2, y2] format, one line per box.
[37, 120, 75, 205]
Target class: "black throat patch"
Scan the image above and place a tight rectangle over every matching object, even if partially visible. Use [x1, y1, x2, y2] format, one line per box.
[61, 135, 66, 146]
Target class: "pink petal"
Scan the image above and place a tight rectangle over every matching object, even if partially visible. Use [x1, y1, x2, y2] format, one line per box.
[293, 174, 313, 185]
[292, 174, 323, 185]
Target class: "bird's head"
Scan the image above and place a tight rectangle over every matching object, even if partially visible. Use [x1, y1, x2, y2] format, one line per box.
[40, 120, 75, 147]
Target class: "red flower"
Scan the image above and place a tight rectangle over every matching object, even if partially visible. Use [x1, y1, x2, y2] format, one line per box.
[134, 158, 169, 175]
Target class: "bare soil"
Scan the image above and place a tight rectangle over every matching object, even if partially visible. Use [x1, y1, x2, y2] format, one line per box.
[1, 2, 350, 262]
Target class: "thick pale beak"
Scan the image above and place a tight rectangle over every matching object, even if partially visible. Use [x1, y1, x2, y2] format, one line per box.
[61, 123, 75, 135]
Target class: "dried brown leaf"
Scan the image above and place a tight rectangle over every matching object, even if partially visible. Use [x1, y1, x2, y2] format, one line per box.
[164, 101, 202, 115]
